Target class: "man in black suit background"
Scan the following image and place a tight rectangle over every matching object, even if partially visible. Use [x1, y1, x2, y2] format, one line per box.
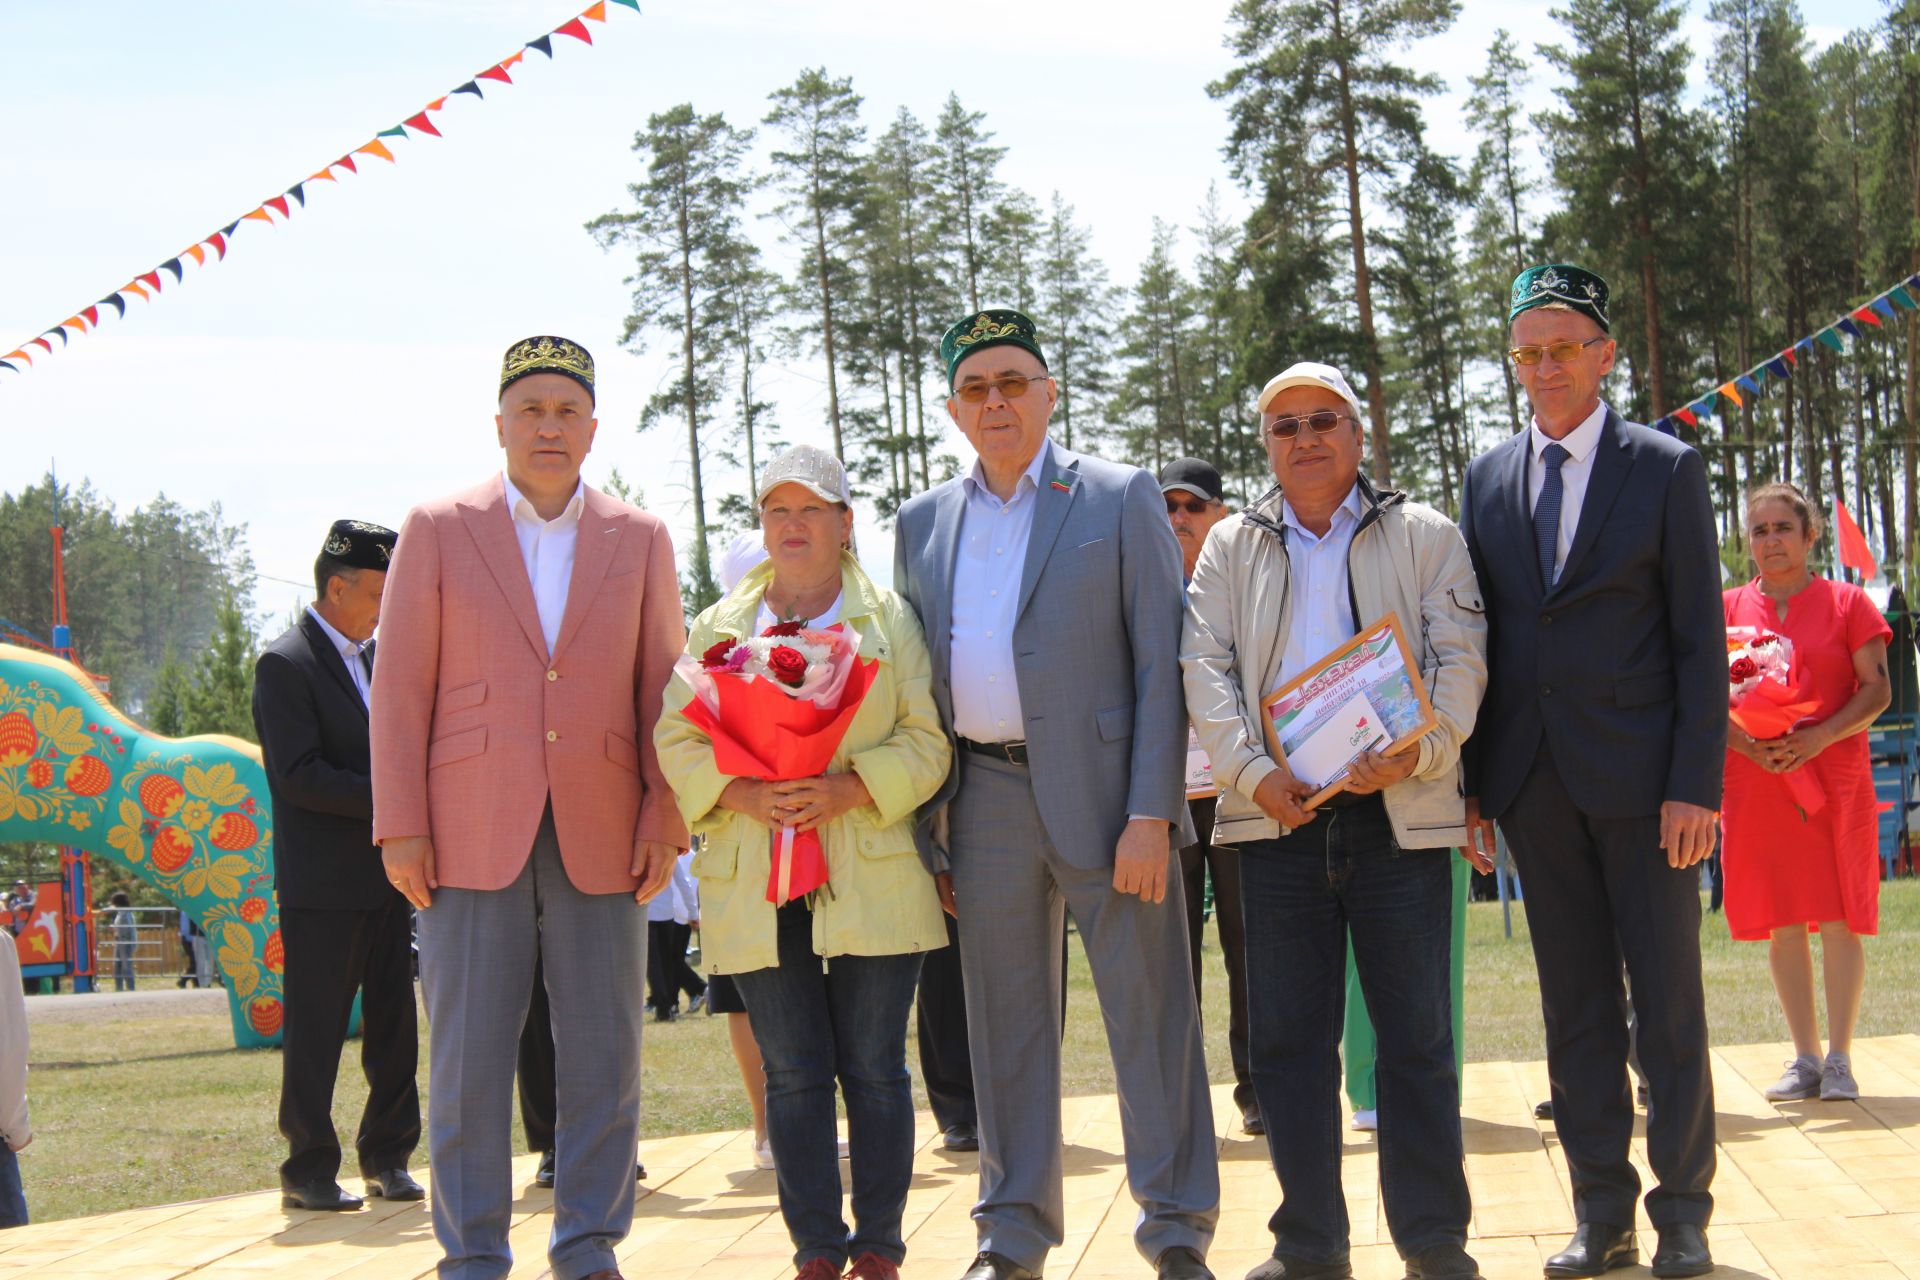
[1459, 265, 1721, 1280]
[252, 520, 423, 1212]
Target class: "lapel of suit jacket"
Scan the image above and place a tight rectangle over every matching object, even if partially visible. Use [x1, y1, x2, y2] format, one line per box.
[456, 481, 550, 662]
[1497, 431, 1543, 601]
[551, 487, 625, 665]
[924, 482, 968, 668]
[1551, 409, 1632, 597]
[298, 612, 367, 720]
[1016, 440, 1078, 622]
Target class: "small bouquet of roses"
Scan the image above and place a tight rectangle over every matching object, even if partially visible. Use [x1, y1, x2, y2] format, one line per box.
[676, 621, 879, 903]
[1727, 627, 1824, 818]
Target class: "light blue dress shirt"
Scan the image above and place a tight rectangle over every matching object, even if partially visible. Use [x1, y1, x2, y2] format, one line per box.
[1275, 481, 1368, 690]
[305, 606, 372, 708]
[949, 445, 1051, 743]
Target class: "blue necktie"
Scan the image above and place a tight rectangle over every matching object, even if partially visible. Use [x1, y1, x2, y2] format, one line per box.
[1535, 442, 1568, 590]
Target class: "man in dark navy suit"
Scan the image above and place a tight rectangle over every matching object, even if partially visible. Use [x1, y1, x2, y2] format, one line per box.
[1460, 265, 1722, 1280]
[252, 520, 422, 1212]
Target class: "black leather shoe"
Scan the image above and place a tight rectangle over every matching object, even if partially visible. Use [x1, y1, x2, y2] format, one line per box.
[636, 1161, 647, 1181]
[1534, 1099, 1554, 1121]
[1245, 1255, 1353, 1280]
[1651, 1225, 1712, 1278]
[534, 1150, 556, 1188]
[364, 1169, 425, 1200]
[1405, 1243, 1483, 1279]
[959, 1251, 1040, 1280]
[1543, 1224, 1637, 1277]
[1241, 1108, 1266, 1137]
[942, 1125, 980, 1152]
[1159, 1246, 1214, 1279]
[281, 1180, 364, 1211]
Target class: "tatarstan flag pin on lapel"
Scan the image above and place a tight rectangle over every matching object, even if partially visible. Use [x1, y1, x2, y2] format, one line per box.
[1050, 479, 1071, 492]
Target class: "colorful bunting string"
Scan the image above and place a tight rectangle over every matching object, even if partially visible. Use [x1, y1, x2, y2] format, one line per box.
[1657, 268, 1920, 435]
[0, 0, 641, 378]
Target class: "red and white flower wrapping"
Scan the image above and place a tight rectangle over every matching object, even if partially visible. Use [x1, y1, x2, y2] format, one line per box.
[1727, 627, 1824, 818]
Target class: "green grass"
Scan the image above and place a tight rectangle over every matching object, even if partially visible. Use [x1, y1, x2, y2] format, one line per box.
[17, 879, 1920, 1223]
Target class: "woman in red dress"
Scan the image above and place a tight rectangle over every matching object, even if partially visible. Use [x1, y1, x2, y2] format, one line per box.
[1723, 482, 1891, 1104]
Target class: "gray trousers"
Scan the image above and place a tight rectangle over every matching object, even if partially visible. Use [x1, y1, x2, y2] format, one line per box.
[417, 808, 645, 1280]
[949, 753, 1220, 1270]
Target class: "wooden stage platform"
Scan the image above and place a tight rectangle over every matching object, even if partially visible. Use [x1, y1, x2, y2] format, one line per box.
[4, 1036, 1919, 1280]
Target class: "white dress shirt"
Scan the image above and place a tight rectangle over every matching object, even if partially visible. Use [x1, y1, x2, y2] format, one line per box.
[305, 606, 372, 708]
[949, 446, 1050, 743]
[1528, 400, 1608, 585]
[503, 471, 585, 655]
[1275, 481, 1368, 691]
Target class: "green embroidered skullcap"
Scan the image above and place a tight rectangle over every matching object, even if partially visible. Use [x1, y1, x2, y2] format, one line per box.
[939, 308, 1048, 389]
[1509, 263, 1611, 331]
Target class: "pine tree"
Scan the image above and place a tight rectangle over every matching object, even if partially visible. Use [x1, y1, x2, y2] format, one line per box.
[1037, 193, 1118, 453]
[982, 189, 1043, 312]
[145, 647, 189, 737]
[1112, 220, 1198, 470]
[183, 594, 256, 742]
[931, 94, 1007, 314]
[869, 108, 949, 491]
[588, 104, 759, 614]
[765, 68, 868, 464]
[1190, 184, 1259, 495]
[1463, 30, 1535, 435]
[1212, 0, 1459, 487]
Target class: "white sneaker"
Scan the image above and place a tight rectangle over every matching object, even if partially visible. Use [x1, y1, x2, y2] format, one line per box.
[753, 1138, 775, 1170]
[838, 1138, 851, 1159]
[1764, 1055, 1822, 1101]
[1350, 1108, 1377, 1132]
[1821, 1053, 1860, 1101]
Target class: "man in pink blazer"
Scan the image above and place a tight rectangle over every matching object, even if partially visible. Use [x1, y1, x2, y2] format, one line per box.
[371, 335, 687, 1280]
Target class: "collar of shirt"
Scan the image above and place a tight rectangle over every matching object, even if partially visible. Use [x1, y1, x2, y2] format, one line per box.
[1529, 399, 1609, 465]
[305, 605, 367, 661]
[1279, 480, 1366, 545]
[961, 441, 1050, 508]
[502, 471, 586, 531]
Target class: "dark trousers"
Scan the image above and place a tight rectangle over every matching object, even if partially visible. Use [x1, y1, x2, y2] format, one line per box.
[1240, 798, 1470, 1262]
[646, 920, 705, 1015]
[1501, 750, 1716, 1229]
[1181, 795, 1255, 1118]
[735, 901, 924, 1271]
[278, 896, 421, 1187]
[915, 913, 976, 1133]
[518, 952, 557, 1154]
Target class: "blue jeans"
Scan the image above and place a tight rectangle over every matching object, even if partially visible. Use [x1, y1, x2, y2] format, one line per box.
[733, 901, 925, 1270]
[1239, 797, 1469, 1263]
[0, 1144, 27, 1228]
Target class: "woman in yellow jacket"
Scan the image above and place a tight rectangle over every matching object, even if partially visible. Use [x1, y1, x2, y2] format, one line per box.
[655, 446, 950, 1280]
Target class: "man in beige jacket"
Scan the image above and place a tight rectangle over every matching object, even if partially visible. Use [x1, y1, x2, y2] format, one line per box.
[1180, 362, 1488, 1280]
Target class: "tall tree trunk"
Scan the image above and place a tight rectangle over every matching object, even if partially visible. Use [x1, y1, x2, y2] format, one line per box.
[1623, 12, 1666, 417]
[678, 185, 710, 602]
[810, 151, 845, 461]
[1331, 0, 1392, 485]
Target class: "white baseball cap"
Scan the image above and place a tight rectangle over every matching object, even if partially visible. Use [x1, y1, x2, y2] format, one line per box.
[1257, 361, 1364, 423]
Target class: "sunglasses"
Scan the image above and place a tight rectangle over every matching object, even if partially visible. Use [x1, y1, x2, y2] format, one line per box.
[1166, 497, 1214, 515]
[953, 373, 1046, 404]
[1508, 336, 1606, 367]
[1266, 411, 1354, 441]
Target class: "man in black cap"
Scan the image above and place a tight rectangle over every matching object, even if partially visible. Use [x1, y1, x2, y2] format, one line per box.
[252, 520, 422, 1212]
[1158, 458, 1259, 1137]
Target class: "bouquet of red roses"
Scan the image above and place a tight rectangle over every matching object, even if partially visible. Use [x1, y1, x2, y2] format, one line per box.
[675, 621, 879, 904]
[1727, 627, 1824, 819]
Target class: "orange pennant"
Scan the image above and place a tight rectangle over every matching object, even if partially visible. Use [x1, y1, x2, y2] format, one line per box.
[242, 207, 274, 224]
[309, 167, 338, 183]
[503, 50, 526, 69]
[124, 281, 150, 301]
[355, 139, 396, 163]
[583, 1, 607, 19]
[426, 96, 447, 112]
[62, 314, 89, 332]
[1720, 382, 1743, 408]
[185, 244, 206, 266]
[3, 350, 32, 366]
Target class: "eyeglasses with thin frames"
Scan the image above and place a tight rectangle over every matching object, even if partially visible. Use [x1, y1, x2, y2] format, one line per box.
[953, 374, 1048, 404]
[1265, 410, 1354, 441]
[1508, 336, 1606, 367]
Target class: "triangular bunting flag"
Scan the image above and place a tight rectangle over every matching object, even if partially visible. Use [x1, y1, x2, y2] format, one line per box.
[608, 0, 639, 10]
[503, 51, 526, 68]
[266, 195, 291, 218]
[139, 270, 162, 291]
[43, 328, 68, 345]
[0, 360, 20, 375]
[1766, 357, 1791, 380]
[1816, 327, 1846, 352]
[1675, 406, 1698, 427]
[1893, 285, 1917, 310]
[29, 338, 52, 354]
[528, 34, 555, 57]
[1908, 273, 1920, 293]
[1873, 296, 1896, 320]
[98, 294, 127, 316]
[310, 167, 338, 183]
[1794, 338, 1812, 354]
[3, 351, 31, 367]
[206, 233, 227, 260]
[355, 139, 396, 163]
[1837, 317, 1863, 338]
[81, 306, 99, 327]
[220, 219, 241, 237]
[453, 79, 484, 98]
[335, 154, 359, 174]
[593, 1, 621, 16]
[1720, 382, 1743, 408]
[242, 207, 274, 224]
[285, 183, 306, 206]
[160, 257, 183, 282]
[184, 244, 206, 266]
[1852, 306, 1882, 327]
[404, 111, 442, 137]
[1691, 398, 1715, 421]
[426, 96, 447, 111]
[378, 126, 408, 140]
[1736, 373, 1761, 395]
[124, 280, 150, 301]
[555, 17, 592, 43]
[1650, 417, 1674, 436]
[478, 63, 514, 85]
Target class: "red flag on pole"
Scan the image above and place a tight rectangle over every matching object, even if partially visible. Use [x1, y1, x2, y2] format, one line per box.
[1834, 499, 1878, 580]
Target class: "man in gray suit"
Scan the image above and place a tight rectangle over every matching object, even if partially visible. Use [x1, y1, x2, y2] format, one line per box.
[893, 309, 1219, 1280]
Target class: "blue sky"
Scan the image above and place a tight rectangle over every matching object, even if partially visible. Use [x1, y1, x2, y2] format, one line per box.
[0, 0, 1889, 627]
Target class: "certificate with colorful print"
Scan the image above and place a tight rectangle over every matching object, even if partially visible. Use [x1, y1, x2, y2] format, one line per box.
[1185, 726, 1215, 798]
[1258, 612, 1436, 809]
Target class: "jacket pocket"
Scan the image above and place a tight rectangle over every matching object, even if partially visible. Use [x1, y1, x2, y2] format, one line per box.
[1096, 702, 1135, 742]
[691, 837, 739, 880]
[437, 679, 487, 714]
[851, 819, 919, 860]
[1615, 669, 1674, 709]
[427, 725, 486, 769]
[606, 731, 640, 774]
[1447, 587, 1485, 613]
